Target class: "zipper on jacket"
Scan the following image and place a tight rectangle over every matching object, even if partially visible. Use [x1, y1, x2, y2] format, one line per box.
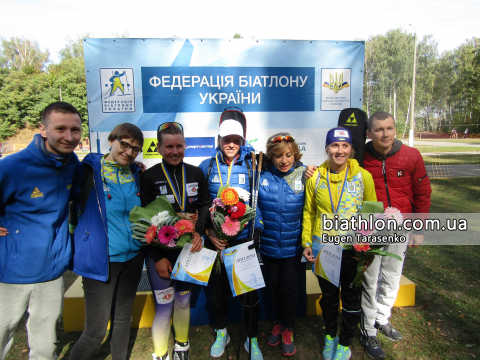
[382, 160, 392, 207]
[91, 162, 109, 279]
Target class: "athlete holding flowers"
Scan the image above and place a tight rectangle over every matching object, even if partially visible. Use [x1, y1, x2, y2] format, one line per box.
[302, 127, 377, 360]
[140, 122, 211, 360]
[199, 119, 264, 360]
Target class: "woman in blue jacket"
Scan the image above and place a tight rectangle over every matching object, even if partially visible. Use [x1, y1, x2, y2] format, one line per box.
[198, 119, 263, 360]
[69, 123, 144, 360]
[256, 132, 305, 357]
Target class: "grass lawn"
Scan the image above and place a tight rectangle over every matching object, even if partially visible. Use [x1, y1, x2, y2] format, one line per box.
[416, 146, 480, 153]
[422, 153, 480, 165]
[6, 178, 480, 360]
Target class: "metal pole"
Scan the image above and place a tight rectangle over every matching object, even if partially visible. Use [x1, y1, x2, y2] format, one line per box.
[408, 29, 417, 147]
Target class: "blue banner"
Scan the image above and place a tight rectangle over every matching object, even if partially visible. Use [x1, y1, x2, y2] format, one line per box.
[83, 38, 365, 166]
[141, 67, 314, 112]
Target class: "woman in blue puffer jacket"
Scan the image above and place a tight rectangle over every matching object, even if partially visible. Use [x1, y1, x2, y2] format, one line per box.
[257, 132, 306, 357]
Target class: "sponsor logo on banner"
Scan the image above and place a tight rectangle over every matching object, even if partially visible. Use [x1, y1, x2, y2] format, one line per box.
[100, 68, 135, 113]
[297, 142, 307, 152]
[143, 138, 162, 159]
[321, 69, 351, 111]
[187, 183, 198, 197]
[154, 288, 175, 304]
[185, 137, 215, 157]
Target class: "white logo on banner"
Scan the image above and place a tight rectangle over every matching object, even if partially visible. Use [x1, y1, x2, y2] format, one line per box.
[154, 287, 175, 304]
[321, 68, 351, 111]
[334, 130, 349, 138]
[100, 68, 135, 113]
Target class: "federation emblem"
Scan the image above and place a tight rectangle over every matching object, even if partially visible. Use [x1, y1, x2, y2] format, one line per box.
[100, 68, 135, 113]
[323, 72, 350, 94]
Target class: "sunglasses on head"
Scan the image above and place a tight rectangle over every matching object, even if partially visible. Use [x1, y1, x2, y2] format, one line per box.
[157, 122, 184, 132]
[116, 138, 142, 155]
[269, 135, 295, 144]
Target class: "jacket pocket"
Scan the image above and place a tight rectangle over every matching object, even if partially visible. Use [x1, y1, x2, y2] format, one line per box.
[6, 228, 50, 280]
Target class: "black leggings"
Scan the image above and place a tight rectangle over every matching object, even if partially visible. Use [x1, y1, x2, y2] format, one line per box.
[317, 250, 362, 347]
[262, 255, 302, 329]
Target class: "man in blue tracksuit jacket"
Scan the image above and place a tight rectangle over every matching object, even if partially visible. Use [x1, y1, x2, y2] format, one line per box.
[0, 102, 82, 360]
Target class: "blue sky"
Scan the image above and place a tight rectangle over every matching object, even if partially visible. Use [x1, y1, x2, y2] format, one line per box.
[0, 0, 478, 63]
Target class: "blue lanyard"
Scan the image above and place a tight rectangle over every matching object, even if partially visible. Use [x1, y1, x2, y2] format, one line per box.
[161, 163, 186, 212]
[326, 167, 348, 214]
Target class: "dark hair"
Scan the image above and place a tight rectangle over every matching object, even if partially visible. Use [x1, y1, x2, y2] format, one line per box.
[367, 111, 395, 132]
[157, 124, 184, 147]
[265, 132, 303, 163]
[108, 123, 144, 146]
[42, 101, 82, 126]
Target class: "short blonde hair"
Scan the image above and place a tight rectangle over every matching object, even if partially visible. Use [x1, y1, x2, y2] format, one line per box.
[265, 132, 303, 163]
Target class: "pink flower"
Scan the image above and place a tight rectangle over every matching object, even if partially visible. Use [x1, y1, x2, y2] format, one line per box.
[358, 221, 374, 236]
[213, 198, 226, 209]
[174, 219, 194, 237]
[384, 207, 403, 226]
[221, 216, 241, 237]
[157, 226, 178, 245]
[145, 225, 157, 244]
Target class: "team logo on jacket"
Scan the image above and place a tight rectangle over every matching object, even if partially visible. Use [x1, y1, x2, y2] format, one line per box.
[187, 183, 198, 196]
[160, 185, 168, 194]
[261, 179, 269, 186]
[31, 187, 44, 198]
[239, 174, 245, 184]
[212, 175, 220, 183]
[397, 170, 405, 177]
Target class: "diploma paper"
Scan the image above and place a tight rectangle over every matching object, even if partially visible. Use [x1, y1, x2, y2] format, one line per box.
[222, 241, 265, 296]
[171, 243, 217, 286]
[312, 236, 343, 287]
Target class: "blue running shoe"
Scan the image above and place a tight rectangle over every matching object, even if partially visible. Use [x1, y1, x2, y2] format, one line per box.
[333, 344, 351, 360]
[322, 335, 339, 360]
[244, 337, 263, 360]
[210, 329, 230, 358]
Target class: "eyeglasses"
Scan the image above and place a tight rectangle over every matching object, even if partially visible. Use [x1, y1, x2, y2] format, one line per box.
[157, 122, 184, 132]
[269, 135, 295, 144]
[116, 138, 142, 155]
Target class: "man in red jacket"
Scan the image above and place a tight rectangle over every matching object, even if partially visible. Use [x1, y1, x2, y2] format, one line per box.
[360, 111, 431, 359]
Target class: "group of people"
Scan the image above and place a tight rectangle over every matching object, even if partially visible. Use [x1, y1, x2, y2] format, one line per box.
[0, 101, 431, 360]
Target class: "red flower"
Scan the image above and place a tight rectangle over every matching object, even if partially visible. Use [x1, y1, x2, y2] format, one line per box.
[230, 202, 246, 219]
[353, 243, 371, 252]
[145, 225, 157, 244]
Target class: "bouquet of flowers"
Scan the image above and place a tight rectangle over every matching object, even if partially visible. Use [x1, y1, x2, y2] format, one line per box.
[129, 196, 195, 250]
[210, 186, 256, 272]
[211, 186, 255, 240]
[352, 207, 404, 287]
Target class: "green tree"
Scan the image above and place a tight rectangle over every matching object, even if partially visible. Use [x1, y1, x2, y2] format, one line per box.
[0, 36, 49, 72]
